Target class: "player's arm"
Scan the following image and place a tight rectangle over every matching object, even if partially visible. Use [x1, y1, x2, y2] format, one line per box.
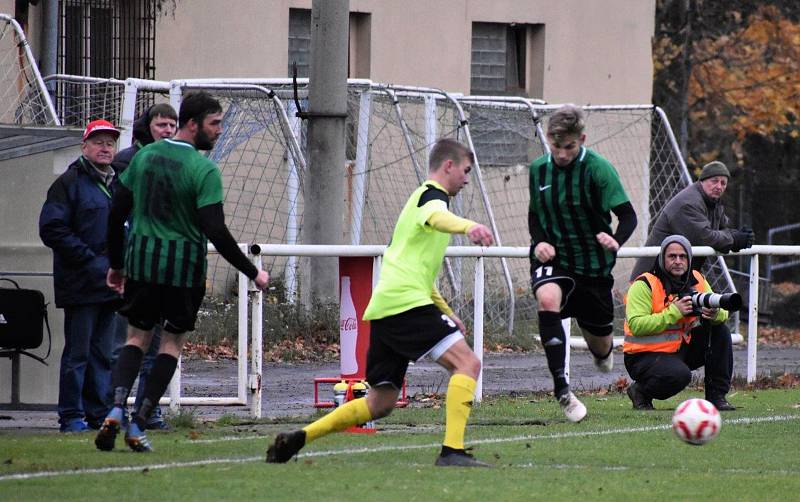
[197, 203, 259, 280]
[625, 279, 684, 336]
[431, 286, 455, 317]
[107, 183, 133, 270]
[528, 211, 556, 262]
[609, 201, 637, 247]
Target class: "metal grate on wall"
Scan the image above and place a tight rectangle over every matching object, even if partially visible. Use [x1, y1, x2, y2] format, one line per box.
[58, 0, 157, 80]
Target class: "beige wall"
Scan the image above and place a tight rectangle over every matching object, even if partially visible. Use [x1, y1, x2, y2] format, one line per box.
[152, 0, 654, 104]
[0, 145, 81, 406]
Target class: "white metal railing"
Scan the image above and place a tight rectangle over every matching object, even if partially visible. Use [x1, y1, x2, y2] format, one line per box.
[251, 243, 800, 405]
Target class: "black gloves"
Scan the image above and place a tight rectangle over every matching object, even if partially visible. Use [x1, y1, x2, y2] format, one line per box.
[730, 227, 755, 252]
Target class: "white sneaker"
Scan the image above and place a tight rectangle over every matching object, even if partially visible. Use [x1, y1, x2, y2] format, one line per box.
[594, 351, 614, 373]
[558, 392, 587, 423]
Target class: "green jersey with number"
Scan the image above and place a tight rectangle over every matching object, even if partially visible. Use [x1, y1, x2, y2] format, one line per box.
[119, 139, 223, 287]
[363, 180, 452, 320]
[529, 146, 629, 278]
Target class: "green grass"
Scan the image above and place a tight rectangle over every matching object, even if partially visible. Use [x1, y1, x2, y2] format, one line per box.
[1, 389, 799, 501]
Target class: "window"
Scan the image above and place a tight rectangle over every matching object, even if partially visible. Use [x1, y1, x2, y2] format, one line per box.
[469, 22, 544, 166]
[470, 22, 544, 96]
[287, 9, 371, 79]
[58, 0, 157, 79]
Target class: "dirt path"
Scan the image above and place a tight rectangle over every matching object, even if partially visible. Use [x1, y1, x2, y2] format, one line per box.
[182, 346, 800, 420]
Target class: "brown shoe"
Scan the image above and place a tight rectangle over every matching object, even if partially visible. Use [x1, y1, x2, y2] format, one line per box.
[266, 430, 306, 463]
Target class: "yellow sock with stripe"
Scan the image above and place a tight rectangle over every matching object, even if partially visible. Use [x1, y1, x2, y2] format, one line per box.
[303, 397, 372, 443]
[442, 373, 477, 450]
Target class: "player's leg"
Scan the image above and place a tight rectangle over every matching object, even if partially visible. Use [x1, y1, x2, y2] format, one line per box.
[573, 279, 616, 373]
[267, 318, 405, 464]
[434, 338, 490, 467]
[533, 272, 586, 422]
[95, 323, 154, 450]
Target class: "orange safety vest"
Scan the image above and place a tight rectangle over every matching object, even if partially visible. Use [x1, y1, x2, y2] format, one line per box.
[623, 270, 707, 354]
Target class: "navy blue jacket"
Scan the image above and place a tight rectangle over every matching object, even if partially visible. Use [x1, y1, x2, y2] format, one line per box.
[39, 157, 121, 308]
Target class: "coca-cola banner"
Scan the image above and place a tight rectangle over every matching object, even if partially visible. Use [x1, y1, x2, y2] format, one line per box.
[339, 257, 374, 379]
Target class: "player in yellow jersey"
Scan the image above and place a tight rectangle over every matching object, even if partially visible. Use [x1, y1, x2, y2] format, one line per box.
[267, 138, 494, 467]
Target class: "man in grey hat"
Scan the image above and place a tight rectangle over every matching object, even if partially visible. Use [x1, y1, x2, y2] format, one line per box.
[623, 235, 736, 411]
[629, 161, 754, 279]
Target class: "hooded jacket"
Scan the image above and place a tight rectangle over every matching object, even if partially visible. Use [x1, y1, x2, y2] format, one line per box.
[623, 235, 727, 353]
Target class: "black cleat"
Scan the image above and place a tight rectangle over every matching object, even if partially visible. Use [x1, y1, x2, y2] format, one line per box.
[266, 430, 306, 463]
[709, 398, 736, 411]
[94, 417, 121, 451]
[627, 382, 655, 410]
[434, 449, 492, 468]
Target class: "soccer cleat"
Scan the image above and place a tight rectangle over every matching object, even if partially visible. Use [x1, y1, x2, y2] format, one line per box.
[266, 430, 306, 463]
[708, 398, 736, 411]
[558, 391, 587, 422]
[434, 449, 492, 468]
[593, 351, 614, 373]
[627, 382, 655, 410]
[124, 422, 153, 452]
[94, 407, 124, 450]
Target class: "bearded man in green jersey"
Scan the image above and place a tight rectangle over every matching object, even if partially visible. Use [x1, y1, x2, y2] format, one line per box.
[267, 138, 495, 467]
[95, 92, 269, 452]
[529, 105, 638, 422]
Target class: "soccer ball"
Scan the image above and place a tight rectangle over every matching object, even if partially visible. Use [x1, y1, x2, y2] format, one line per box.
[672, 398, 721, 445]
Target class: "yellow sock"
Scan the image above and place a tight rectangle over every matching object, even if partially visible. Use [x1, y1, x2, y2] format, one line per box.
[442, 373, 477, 450]
[303, 397, 372, 443]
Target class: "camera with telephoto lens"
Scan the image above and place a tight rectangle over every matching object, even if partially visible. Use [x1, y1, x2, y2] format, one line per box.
[680, 291, 743, 315]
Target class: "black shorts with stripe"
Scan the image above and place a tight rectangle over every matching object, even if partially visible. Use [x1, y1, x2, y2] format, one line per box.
[118, 279, 205, 333]
[366, 304, 460, 389]
[531, 261, 614, 336]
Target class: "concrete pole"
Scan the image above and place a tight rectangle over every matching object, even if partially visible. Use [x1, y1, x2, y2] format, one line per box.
[304, 0, 349, 304]
[40, 0, 59, 95]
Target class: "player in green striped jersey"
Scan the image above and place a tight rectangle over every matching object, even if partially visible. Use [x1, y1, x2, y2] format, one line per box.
[95, 92, 269, 453]
[529, 105, 637, 422]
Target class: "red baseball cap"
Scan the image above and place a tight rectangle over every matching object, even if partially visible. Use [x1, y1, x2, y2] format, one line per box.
[83, 119, 121, 142]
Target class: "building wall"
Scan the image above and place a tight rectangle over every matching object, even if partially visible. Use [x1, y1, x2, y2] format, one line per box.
[0, 145, 80, 406]
[152, 0, 655, 104]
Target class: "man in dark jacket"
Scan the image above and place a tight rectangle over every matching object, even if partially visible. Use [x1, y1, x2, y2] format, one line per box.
[110, 103, 177, 430]
[39, 120, 122, 432]
[630, 161, 755, 280]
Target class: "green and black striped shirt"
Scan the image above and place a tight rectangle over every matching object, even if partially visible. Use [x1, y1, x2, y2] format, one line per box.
[528, 147, 629, 278]
[119, 139, 224, 287]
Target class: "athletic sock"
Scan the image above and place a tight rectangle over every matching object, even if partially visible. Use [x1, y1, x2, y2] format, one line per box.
[538, 311, 569, 399]
[133, 353, 178, 429]
[111, 345, 145, 408]
[303, 397, 372, 443]
[442, 373, 477, 451]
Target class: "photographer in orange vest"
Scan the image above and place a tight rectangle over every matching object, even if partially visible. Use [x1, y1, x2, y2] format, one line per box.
[624, 235, 736, 411]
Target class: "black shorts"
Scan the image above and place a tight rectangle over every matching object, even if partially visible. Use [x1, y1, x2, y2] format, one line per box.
[365, 304, 462, 389]
[531, 262, 614, 336]
[118, 279, 206, 333]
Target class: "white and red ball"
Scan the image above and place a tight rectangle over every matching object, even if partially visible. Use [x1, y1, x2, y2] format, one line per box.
[672, 398, 721, 445]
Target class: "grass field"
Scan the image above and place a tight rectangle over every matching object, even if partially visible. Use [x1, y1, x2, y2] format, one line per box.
[2, 388, 799, 501]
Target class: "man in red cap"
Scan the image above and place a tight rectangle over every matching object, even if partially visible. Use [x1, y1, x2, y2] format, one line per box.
[39, 119, 123, 432]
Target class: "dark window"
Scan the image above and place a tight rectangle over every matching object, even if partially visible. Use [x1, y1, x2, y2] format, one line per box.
[287, 9, 371, 79]
[470, 22, 527, 96]
[58, 0, 156, 80]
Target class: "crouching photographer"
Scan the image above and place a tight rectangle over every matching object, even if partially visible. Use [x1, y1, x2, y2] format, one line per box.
[623, 235, 739, 411]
